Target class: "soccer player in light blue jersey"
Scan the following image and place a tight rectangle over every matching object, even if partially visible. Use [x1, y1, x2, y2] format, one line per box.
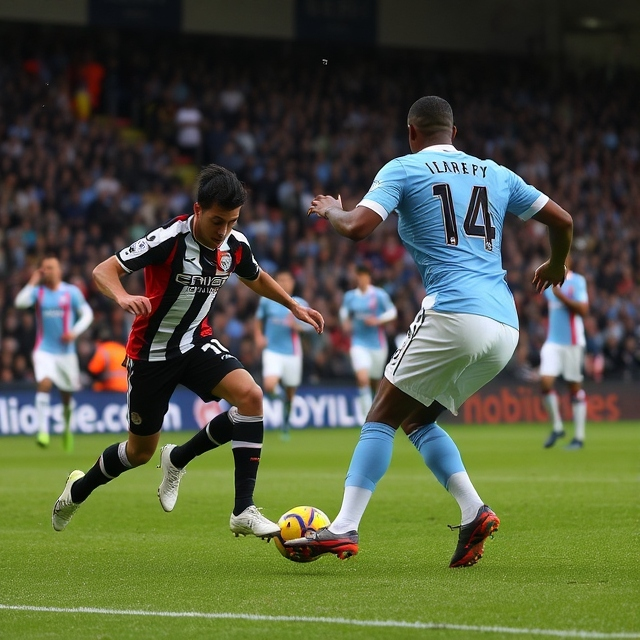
[540, 256, 589, 450]
[340, 265, 397, 417]
[254, 270, 313, 439]
[14, 256, 93, 450]
[287, 96, 573, 568]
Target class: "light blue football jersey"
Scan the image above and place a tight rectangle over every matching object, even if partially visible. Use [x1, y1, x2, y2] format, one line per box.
[341, 286, 395, 349]
[543, 271, 588, 346]
[256, 296, 309, 355]
[359, 144, 549, 329]
[26, 284, 88, 355]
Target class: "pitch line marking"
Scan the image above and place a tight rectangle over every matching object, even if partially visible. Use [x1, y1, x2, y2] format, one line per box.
[1, 604, 638, 638]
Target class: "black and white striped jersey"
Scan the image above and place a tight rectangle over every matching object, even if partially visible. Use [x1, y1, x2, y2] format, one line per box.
[116, 214, 260, 361]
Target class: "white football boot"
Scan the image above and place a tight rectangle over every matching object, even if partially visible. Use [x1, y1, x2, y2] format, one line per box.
[52, 470, 85, 531]
[229, 505, 279, 539]
[157, 444, 186, 512]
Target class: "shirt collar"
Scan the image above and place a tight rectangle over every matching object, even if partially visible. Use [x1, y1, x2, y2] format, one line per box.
[419, 144, 457, 153]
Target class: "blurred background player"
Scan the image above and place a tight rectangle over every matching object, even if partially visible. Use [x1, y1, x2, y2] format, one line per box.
[540, 256, 589, 449]
[14, 255, 94, 450]
[87, 327, 128, 393]
[254, 270, 312, 440]
[339, 265, 397, 418]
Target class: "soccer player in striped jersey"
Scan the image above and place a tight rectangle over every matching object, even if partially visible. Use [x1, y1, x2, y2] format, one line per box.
[254, 270, 312, 440]
[52, 164, 324, 539]
[339, 264, 397, 418]
[14, 255, 94, 451]
[540, 256, 589, 449]
[288, 96, 573, 567]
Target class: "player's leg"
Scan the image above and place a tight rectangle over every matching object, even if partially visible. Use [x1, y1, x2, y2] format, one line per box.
[58, 353, 82, 453]
[262, 349, 287, 434]
[540, 343, 565, 447]
[213, 368, 279, 538]
[280, 352, 303, 440]
[351, 346, 374, 418]
[398, 313, 516, 567]
[52, 358, 172, 531]
[35, 379, 52, 447]
[59, 391, 74, 453]
[180, 343, 278, 537]
[32, 351, 53, 447]
[565, 347, 586, 449]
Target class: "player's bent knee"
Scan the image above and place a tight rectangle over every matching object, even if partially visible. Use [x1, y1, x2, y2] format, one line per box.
[236, 383, 263, 415]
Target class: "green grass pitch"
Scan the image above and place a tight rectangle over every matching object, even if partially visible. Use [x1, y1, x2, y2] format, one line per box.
[0, 421, 638, 639]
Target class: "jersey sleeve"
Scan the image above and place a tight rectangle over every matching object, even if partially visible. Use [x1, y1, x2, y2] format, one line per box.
[505, 168, 549, 221]
[358, 159, 407, 221]
[256, 297, 267, 321]
[233, 236, 260, 281]
[116, 228, 177, 273]
[574, 275, 589, 303]
[378, 288, 395, 312]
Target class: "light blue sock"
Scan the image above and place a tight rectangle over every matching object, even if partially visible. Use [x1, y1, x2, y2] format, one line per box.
[408, 423, 465, 487]
[345, 422, 396, 492]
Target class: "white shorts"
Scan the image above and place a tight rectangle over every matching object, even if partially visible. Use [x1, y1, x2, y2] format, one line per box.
[385, 308, 519, 415]
[539, 342, 584, 382]
[262, 349, 303, 388]
[32, 350, 81, 392]
[350, 345, 388, 380]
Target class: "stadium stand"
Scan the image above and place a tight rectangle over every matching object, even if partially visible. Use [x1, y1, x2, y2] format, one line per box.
[1, 24, 638, 385]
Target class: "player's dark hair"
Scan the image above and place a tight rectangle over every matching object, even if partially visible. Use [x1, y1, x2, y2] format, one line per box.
[196, 164, 247, 211]
[407, 96, 454, 137]
[355, 264, 371, 276]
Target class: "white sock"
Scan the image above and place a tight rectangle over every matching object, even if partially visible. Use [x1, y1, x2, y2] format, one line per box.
[446, 471, 484, 525]
[543, 392, 563, 431]
[35, 392, 50, 437]
[573, 397, 587, 441]
[358, 386, 373, 417]
[329, 486, 373, 534]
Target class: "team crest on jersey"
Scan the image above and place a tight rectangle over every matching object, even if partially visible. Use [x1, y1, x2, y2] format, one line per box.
[218, 252, 232, 272]
[124, 239, 148, 258]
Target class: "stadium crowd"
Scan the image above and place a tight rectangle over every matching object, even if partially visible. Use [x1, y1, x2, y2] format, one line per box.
[1, 24, 639, 386]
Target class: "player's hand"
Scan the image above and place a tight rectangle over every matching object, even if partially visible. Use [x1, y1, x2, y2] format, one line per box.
[118, 294, 152, 316]
[291, 305, 324, 334]
[28, 268, 43, 286]
[532, 261, 567, 293]
[363, 316, 379, 326]
[255, 334, 268, 350]
[60, 332, 75, 344]
[307, 194, 343, 219]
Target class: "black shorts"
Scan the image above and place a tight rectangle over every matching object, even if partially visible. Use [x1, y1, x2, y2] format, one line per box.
[126, 339, 244, 436]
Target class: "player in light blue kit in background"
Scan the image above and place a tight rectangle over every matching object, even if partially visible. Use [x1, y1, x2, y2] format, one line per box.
[540, 255, 589, 450]
[254, 270, 312, 440]
[14, 255, 94, 450]
[288, 96, 573, 568]
[340, 265, 397, 418]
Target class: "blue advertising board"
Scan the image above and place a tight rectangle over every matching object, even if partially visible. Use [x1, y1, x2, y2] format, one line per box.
[0, 386, 366, 437]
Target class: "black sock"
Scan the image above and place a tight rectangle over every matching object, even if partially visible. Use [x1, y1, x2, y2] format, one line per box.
[230, 412, 263, 516]
[70, 442, 132, 503]
[169, 411, 233, 468]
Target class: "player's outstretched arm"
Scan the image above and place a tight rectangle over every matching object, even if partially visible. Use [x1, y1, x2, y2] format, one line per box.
[531, 199, 573, 293]
[93, 256, 152, 317]
[308, 195, 382, 241]
[240, 270, 324, 334]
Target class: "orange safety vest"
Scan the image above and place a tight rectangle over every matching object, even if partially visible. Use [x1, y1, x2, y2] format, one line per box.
[88, 341, 128, 392]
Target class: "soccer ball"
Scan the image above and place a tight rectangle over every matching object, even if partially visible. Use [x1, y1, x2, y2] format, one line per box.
[273, 505, 331, 563]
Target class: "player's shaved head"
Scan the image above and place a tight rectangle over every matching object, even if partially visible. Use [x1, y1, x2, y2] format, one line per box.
[407, 96, 454, 137]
